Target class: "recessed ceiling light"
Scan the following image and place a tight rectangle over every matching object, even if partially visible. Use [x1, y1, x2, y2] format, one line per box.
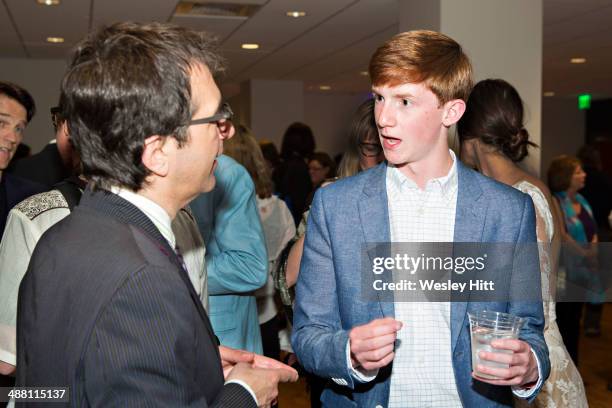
[46, 37, 64, 43]
[319, 85, 331, 91]
[241, 43, 259, 50]
[37, 0, 60, 5]
[570, 57, 586, 64]
[360, 71, 369, 76]
[286, 11, 306, 18]
[543, 91, 555, 97]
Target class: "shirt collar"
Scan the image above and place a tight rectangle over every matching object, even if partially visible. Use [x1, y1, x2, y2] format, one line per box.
[387, 149, 458, 200]
[110, 186, 175, 248]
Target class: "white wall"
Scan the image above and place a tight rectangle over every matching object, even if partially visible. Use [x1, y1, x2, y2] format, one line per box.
[249, 79, 304, 149]
[304, 92, 370, 157]
[440, 0, 543, 176]
[541, 97, 586, 177]
[0, 58, 67, 153]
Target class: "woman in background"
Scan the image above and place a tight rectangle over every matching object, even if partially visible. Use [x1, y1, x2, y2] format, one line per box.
[548, 155, 600, 365]
[306, 152, 336, 208]
[458, 79, 587, 408]
[224, 125, 296, 361]
[308, 152, 335, 190]
[337, 99, 385, 178]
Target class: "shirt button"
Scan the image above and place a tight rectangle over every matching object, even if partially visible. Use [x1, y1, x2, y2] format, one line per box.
[417, 208, 424, 215]
[375, 405, 383, 408]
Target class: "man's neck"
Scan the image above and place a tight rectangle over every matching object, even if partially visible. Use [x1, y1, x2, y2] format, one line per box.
[397, 148, 453, 189]
[136, 188, 180, 220]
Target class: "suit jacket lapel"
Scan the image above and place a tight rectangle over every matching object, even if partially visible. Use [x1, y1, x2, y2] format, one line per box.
[358, 164, 394, 319]
[451, 163, 487, 352]
[80, 188, 216, 342]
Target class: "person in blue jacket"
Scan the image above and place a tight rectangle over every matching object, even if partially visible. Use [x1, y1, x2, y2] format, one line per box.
[191, 153, 268, 353]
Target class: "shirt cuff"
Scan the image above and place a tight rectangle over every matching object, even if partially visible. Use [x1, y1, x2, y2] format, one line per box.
[511, 347, 543, 398]
[0, 349, 16, 367]
[344, 339, 378, 383]
[225, 379, 258, 406]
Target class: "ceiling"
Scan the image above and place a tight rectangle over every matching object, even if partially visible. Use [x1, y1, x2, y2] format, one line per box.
[2, 0, 612, 99]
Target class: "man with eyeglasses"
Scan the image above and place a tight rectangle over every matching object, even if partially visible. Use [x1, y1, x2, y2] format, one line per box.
[0, 106, 209, 385]
[15, 22, 296, 407]
[8, 106, 77, 189]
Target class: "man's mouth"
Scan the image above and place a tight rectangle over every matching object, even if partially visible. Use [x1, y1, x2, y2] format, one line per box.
[0, 146, 12, 156]
[381, 135, 401, 149]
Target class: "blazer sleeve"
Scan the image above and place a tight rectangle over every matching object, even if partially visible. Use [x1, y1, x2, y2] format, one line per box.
[83, 263, 255, 407]
[509, 194, 551, 400]
[204, 162, 268, 295]
[291, 188, 356, 388]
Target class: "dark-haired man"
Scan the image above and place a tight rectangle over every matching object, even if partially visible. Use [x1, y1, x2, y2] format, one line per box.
[8, 106, 77, 188]
[0, 81, 45, 238]
[16, 22, 296, 407]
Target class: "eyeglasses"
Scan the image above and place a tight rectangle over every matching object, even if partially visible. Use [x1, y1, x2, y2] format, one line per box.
[359, 142, 382, 157]
[188, 102, 233, 127]
[50, 106, 62, 131]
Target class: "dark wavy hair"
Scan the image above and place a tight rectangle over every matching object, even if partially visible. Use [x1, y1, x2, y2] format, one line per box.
[280, 122, 315, 160]
[458, 79, 536, 162]
[0, 81, 36, 123]
[60, 22, 224, 191]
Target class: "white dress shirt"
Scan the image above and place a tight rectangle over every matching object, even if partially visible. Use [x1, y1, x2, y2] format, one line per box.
[386, 151, 462, 408]
[345, 151, 541, 404]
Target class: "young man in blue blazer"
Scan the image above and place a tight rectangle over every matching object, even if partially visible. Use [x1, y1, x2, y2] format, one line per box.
[292, 30, 549, 407]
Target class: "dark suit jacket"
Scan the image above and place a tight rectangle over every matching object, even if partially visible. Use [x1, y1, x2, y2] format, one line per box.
[9, 143, 70, 189]
[0, 173, 45, 237]
[16, 189, 256, 407]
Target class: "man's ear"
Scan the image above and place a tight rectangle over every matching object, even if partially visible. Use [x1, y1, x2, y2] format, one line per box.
[442, 99, 466, 127]
[141, 135, 170, 177]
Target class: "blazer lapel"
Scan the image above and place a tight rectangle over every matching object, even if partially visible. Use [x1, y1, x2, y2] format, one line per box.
[358, 164, 394, 319]
[451, 163, 487, 352]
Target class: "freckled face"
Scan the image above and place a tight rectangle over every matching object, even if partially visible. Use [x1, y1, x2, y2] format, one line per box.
[373, 82, 446, 173]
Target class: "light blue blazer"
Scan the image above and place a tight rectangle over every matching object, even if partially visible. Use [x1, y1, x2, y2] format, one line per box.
[190, 155, 267, 354]
[292, 161, 550, 407]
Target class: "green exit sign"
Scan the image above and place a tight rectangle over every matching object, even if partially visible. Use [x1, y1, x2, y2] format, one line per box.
[578, 94, 591, 110]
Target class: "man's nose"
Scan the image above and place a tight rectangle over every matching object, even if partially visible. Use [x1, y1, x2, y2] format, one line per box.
[376, 102, 395, 128]
[1, 128, 20, 145]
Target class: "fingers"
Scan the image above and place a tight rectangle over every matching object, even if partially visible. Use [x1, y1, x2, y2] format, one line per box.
[272, 367, 299, 383]
[219, 345, 255, 364]
[478, 349, 529, 366]
[474, 340, 536, 386]
[350, 318, 402, 341]
[349, 318, 402, 370]
[252, 354, 296, 372]
[489, 339, 528, 353]
[472, 366, 527, 386]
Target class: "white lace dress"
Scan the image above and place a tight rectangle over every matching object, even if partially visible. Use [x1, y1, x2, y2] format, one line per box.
[513, 181, 588, 408]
